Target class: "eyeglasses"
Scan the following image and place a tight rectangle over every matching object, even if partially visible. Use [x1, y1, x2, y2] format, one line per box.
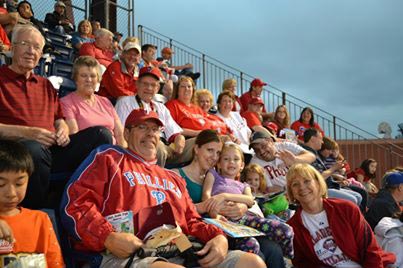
[129, 124, 163, 133]
[139, 81, 160, 88]
[13, 41, 42, 52]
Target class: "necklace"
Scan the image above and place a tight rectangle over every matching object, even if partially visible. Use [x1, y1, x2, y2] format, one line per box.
[184, 164, 206, 184]
[199, 173, 206, 181]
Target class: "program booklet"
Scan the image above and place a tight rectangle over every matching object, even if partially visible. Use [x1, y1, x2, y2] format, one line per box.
[105, 211, 134, 234]
[203, 218, 265, 238]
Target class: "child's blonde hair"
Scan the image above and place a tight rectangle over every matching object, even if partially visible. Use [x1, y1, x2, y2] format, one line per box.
[241, 164, 266, 193]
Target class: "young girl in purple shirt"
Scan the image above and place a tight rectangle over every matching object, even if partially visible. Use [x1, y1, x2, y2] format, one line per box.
[202, 142, 294, 258]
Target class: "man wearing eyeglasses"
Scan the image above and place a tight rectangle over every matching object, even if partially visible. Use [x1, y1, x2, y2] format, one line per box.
[61, 108, 265, 268]
[0, 25, 112, 209]
[116, 66, 195, 167]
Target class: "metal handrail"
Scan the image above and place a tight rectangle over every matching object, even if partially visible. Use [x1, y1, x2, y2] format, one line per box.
[138, 25, 403, 146]
[137, 25, 403, 160]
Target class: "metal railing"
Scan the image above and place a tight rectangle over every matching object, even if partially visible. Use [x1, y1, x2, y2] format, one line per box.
[138, 24, 403, 176]
[32, 0, 135, 38]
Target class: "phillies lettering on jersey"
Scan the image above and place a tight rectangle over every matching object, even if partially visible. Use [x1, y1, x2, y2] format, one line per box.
[151, 190, 166, 204]
[123, 170, 182, 198]
[61, 145, 225, 252]
[264, 165, 289, 180]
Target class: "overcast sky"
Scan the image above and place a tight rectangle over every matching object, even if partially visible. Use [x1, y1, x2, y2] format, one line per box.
[136, 0, 403, 137]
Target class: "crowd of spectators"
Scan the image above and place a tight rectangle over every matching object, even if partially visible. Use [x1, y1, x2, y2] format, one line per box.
[0, 2, 402, 267]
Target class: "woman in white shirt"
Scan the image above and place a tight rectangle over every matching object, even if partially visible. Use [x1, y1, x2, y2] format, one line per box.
[216, 91, 252, 154]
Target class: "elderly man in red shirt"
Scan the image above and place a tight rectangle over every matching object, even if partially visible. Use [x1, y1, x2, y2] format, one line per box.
[98, 41, 141, 103]
[0, 25, 112, 209]
[79, 28, 114, 69]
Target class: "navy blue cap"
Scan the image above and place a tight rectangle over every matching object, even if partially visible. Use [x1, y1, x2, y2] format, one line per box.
[385, 172, 403, 186]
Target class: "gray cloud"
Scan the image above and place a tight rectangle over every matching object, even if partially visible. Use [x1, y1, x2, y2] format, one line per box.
[137, 0, 403, 136]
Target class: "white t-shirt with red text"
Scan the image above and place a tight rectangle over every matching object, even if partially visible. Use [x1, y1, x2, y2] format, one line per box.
[250, 142, 304, 188]
[301, 210, 362, 267]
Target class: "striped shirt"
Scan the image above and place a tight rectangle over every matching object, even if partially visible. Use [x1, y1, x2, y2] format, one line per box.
[0, 65, 63, 131]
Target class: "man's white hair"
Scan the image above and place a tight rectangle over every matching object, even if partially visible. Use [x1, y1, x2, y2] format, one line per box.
[95, 28, 114, 38]
[11, 25, 45, 48]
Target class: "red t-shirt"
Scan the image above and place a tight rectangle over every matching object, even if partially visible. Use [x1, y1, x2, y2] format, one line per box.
[0, 24, 10, 47]
[290, 120, 324, 141]
[79, 42, 114, 67]
[0, 66, 63, 131]
[347, 168, 370, 182]
[207, 113, 232, 135]
[98, 60, 137, 99]
[241, 111, 262, 129]
[239, 91, 267, 113]
[165, 99, 213, 131]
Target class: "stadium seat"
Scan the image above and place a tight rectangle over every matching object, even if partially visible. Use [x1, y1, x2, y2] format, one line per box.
[49, 58, 74, 78]
[44, 28, 71, 46]
[43, 208, 103, 268]
[51, 42, 74, 61]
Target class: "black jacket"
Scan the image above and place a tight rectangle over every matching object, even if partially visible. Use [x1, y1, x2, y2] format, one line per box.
[44, 11, 74, 34]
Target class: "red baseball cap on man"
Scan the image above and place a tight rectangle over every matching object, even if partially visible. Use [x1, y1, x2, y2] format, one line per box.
[138, 66, 163, 81]
[125, 109, 163, 128]
[249, 97, 265, 106]
[161, 47, 174, 55]
[251, 78, 267, 87]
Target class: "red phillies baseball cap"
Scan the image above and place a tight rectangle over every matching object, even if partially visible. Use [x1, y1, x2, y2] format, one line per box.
[135, 202, 177, 240]
[125, 109, 163, 128]
[139, 66, 163, 81]
[249, 97, 265, 106]
[251, 78, 267, 87]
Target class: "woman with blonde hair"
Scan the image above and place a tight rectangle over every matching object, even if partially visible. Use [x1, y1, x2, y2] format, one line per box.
[71, 19, 93, 50]
[222, 78, 242, 111]
[121, 36, 140, 48]
[193, 88, 215, 113]
[286, 163, 396, 268]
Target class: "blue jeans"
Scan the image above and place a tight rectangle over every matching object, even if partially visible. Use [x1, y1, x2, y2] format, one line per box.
[20, 126, 113, 208]
[257, 237, 286, 268]
[328, 188, 361, 205]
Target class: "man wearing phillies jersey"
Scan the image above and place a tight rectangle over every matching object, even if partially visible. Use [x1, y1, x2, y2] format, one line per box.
[60, 109, 265, 268]
[249, 131, 315, 193]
